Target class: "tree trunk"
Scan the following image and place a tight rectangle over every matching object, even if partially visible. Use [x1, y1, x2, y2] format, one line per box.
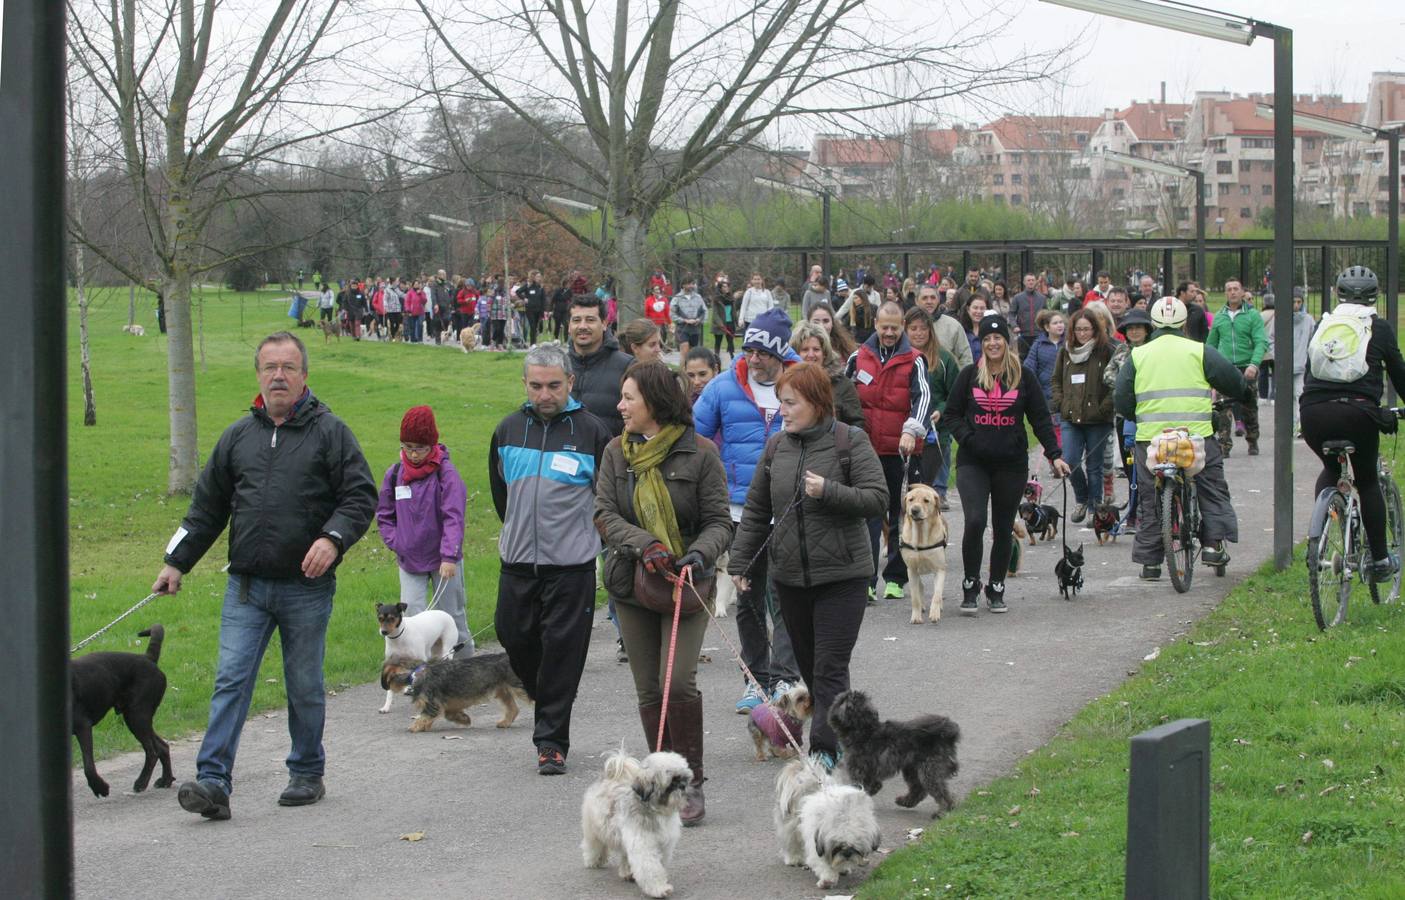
[76, 241, 96, 427]
[614, 212, 650, 323]
[128, 282, 136, 328]
[164, 263, 200, 493]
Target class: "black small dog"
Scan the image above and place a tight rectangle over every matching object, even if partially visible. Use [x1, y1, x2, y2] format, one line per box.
[828, 690, 960, 818]
[70, 625, 175, 798]
[1018, 501, 1061, 543]
[1056, 543, 1086, 600]
[1090, 502, 1121, 544]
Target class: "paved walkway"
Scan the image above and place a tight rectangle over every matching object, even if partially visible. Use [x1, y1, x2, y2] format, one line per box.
[73, 410, 1318, 899]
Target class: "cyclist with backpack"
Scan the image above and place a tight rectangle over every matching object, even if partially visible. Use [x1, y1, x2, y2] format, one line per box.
[1300, 266, 1405, 583]
[1114, 297, 1255, 580]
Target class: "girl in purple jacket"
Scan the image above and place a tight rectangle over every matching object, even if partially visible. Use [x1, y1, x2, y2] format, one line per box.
[376, 406, 473, 655]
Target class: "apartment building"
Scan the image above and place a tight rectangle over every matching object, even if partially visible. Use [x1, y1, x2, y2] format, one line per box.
[798, 72, 1405, 235]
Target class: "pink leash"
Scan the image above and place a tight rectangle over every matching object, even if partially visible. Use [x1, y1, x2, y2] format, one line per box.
[655, 566, 692, 752]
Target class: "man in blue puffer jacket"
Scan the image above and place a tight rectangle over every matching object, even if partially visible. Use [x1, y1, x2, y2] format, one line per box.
[694, 308, 803, 714]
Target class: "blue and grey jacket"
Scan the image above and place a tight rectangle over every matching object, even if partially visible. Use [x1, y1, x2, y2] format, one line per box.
[489, 397, 611, 572]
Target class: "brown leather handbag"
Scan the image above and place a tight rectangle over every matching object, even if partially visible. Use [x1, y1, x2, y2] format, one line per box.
[633, 560, 714, 616]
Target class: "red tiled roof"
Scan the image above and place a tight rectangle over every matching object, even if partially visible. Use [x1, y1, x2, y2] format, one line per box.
[1210, 96, 1366, 136]
[982, 115, 1103, 151]
[813, 136, 902, 167]
[1116, 102, 1190, 142]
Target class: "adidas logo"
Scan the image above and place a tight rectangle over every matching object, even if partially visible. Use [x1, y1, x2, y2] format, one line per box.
[973, 382, 1018, 413]
[973, 412, 1017, 427]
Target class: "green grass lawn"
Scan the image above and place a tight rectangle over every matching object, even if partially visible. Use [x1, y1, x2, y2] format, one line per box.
[863, 553, 1405, 897]
[68, 287, 538, 759]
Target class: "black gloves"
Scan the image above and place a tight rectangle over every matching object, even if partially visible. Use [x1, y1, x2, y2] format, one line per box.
[674, 550, 706, 574]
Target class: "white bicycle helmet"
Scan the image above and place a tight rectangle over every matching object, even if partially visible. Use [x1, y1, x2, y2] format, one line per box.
[1150, 296, 1187, 328]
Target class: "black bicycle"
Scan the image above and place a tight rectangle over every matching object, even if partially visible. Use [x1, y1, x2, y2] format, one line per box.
[1306, 408, 1405, 629]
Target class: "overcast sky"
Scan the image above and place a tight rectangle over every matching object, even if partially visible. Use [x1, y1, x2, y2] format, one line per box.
[4, 1, 1401, 132]
[1001, 0, 1405, 113]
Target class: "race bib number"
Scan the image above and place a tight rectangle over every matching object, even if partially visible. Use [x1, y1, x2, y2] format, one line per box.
[856, 370, 874, 385]
[1071, 374, 1086, 385]
[395, 485, 413, 500]
[551, 454, 580, 476]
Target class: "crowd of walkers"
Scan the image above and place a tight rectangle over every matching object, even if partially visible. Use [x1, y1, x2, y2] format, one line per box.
[168, 257, 1306, 829]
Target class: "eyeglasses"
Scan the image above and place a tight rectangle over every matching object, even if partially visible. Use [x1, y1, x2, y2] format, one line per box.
[400, 443, 432, 454]
[259, 363, 302, 375]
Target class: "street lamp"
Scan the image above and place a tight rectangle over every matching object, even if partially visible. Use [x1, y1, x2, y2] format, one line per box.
[543, 194, 608, 246]
[1101, 148, 1207, 283]
[1041, 0, 1296, 571]
[754, 176, 832, 278]
[1254, 104, 1401, 336]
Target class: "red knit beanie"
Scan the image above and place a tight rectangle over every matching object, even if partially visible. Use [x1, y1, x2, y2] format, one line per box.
[400, 406, 438, 445]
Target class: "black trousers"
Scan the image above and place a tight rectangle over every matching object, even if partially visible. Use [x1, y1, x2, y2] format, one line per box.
[713, 332, 735, 356]
[774, 578, 867, 755]
[494, 565, 596, 755]
[552, 312, 569, 339]
[955, 460, 1026, 585]
[733, 553, 798, 692]
[1301, 400, 1389, 559]
[866, 453, 918, 587]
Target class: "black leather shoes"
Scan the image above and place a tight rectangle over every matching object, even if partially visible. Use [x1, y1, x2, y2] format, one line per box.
[278, 775, 325, 806]
[178, 780, 231, 821]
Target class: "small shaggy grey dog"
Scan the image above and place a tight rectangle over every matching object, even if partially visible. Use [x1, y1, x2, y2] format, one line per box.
[828, 690, 960, 818]
[380, 652, 530, 732]
[581, 750, 693, 898]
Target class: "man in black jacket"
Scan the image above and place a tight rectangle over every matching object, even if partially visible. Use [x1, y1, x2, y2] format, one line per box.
[515, 269, 549, 346]
[154, 332, 376, 821]
[567, 293, 633, 436]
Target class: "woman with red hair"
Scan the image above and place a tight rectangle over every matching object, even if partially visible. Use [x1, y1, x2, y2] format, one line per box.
[728, 362, 887, 772]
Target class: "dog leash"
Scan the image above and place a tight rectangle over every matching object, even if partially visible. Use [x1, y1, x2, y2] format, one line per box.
[676, 575, 822, 779]
[71, 593, 160, 654]
[654, 566, 692, 753]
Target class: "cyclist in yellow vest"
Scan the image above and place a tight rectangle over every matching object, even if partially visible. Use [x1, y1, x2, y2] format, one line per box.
[1114, 297, 1254, 580]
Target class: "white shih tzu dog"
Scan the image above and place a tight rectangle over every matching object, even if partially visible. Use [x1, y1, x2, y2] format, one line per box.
[581, 750, 693, 898]
[774, 758, 882, 889]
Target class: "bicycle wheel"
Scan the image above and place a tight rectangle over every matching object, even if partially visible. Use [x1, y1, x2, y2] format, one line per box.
[1308, 491, 1353, 629]
[1373, 477, 1404, 604]
[1162, 477, 1194, 593]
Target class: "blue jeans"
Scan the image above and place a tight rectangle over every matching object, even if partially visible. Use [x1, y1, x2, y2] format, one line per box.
[407, 314, 424, 342]
[1061, 421, 1113, 505]
[195, 575, 335, 793]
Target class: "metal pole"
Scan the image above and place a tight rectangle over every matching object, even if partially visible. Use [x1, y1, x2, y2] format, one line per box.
[961, 249, 972, 280]
[1271, 27, 1295, 571]
[1092, 248, 1105, 284]
[1193, 169, 1207, 285]
[1388, 130, 1400, 335]
[1321, 244, 1332, 314]
[1239, 246, 1250, 288]
[0, 0, 74, 894]
[902, 253, 911, 283]
[1163, 248, 1174, 297]
[821, 191, 832, 279]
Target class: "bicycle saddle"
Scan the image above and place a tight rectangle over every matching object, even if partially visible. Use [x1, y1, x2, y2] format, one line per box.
[1322, 440, 1356, 454]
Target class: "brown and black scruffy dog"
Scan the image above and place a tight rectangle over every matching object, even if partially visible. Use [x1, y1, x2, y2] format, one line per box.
[70, 625, 175, 798]
[827, 689, 959, 819]
[1090, 501, 1122, 544]
[1017, 501, 1061, 544]
[381, 652, 532, 732]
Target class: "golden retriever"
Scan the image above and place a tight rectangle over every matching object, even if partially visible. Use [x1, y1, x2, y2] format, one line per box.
[899, 484, 949, 624]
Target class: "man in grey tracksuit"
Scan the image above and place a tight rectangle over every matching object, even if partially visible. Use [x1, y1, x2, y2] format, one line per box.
[488, 344, 612, 775]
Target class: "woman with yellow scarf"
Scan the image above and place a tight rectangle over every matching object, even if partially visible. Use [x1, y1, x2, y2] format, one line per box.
[594, 361, 733, 825]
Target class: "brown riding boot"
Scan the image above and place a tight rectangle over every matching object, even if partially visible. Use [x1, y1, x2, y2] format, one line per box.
[665, 695, 706, 825]
[638, 701, 669, 753]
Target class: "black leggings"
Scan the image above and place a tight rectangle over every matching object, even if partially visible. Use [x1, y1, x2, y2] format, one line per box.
[955, 460, 1026, 585]
[773, 577, 867, 756]
[1301, 400, 1388, 559]
[713, 332, 735, 357]
[387, 312, 403, 339]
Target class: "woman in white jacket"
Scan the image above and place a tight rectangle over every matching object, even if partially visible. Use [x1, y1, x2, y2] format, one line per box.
[737, 272, 774, 331]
